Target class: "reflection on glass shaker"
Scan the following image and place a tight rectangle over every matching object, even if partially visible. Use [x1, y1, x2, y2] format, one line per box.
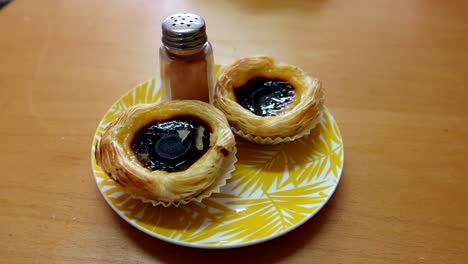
[159, 13, 214, 103]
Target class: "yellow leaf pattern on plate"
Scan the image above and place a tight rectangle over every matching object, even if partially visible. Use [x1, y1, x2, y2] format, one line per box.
[91, 66, 344, 248]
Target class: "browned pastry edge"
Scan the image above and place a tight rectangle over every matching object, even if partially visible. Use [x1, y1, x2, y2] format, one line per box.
[214, 56, 325, 141]
[95, 100, 236, 203]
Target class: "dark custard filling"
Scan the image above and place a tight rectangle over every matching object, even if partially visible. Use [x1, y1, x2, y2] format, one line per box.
[131, 116, 211, 172]
[234, 77, 296, 117]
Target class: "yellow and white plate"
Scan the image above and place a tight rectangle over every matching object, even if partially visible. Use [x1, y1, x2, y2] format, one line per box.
[91, 65, 344, 248]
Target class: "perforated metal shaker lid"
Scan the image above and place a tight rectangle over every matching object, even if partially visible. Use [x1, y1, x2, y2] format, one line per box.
[162, 13, 208, 49]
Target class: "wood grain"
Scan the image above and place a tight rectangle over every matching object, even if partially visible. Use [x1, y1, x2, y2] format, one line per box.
[1, 0, 467, 263]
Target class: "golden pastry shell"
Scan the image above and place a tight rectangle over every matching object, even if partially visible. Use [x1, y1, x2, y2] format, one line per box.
[95, 100, 236, 205]
[214, 56, 325, 143]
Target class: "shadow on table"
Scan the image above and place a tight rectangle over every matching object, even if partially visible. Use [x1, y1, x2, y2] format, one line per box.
[113, 171, 346, 264]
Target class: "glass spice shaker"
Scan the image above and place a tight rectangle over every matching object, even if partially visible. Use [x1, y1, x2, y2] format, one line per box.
[159, 13, 214, 103]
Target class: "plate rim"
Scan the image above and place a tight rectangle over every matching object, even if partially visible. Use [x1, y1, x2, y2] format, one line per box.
[90, 76, 344, 249]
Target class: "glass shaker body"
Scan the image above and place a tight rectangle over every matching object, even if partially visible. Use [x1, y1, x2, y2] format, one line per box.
[159, 42, 214, 103]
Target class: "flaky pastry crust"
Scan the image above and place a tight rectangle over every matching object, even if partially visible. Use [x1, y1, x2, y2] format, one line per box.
[214, 56, 325, 143]
[95, 100, 235, 204]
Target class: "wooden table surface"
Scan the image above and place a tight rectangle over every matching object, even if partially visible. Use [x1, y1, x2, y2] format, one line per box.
[1, 0, 467, 263]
